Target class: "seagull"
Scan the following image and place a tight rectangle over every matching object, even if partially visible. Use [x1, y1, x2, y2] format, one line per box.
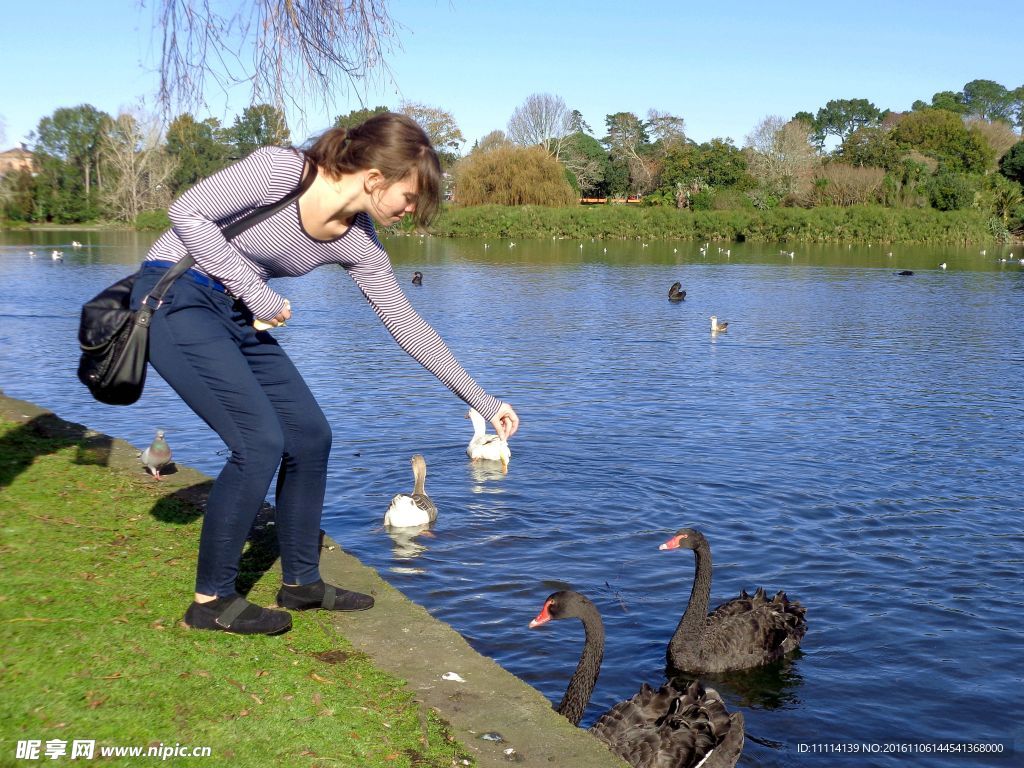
[139, 430, 172, 480]
[412, 271, 423, 286]
[28, 250, 36, 258]
[51, 250, 63, 261]
[71, 241, 83, 248]
[710, 316, 729, 333]
[939, 263, 947, 270]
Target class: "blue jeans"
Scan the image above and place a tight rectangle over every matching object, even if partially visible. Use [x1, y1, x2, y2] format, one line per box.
[131, 263, 332, 597]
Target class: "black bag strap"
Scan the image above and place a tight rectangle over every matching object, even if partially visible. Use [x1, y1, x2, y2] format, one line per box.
[143, 155, 318, 306]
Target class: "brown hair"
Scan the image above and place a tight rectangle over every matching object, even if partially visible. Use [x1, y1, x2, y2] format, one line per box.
[305, 112, 441, 227]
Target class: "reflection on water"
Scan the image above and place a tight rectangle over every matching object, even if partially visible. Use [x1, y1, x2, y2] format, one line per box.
[1, 231, 1022, 767]
[384, 523, 433, 563]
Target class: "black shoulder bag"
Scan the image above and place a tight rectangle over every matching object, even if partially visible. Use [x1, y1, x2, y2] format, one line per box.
[77, 158, 318, 406]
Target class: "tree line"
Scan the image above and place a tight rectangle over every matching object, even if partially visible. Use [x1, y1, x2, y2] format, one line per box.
[2, 78, 1023, 238]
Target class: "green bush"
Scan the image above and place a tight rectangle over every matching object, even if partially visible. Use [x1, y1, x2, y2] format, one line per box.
[134, 209, 172, 230]
[928, 173, 976, 211]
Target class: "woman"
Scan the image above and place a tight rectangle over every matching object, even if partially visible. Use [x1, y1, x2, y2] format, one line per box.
[131, 113, 519, 635]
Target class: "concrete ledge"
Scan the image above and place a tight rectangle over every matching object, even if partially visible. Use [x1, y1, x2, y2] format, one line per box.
[0, 392, 627, 768]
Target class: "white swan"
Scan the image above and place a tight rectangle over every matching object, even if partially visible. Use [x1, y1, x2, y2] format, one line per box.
[466, 408, 510, 471]
[384, 454, 437, 528]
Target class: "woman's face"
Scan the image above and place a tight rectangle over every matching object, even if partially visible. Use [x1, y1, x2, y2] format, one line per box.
[367, 171, 419, 225]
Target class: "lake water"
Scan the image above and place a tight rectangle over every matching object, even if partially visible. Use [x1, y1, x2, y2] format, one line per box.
[1, 230, 1022, 767]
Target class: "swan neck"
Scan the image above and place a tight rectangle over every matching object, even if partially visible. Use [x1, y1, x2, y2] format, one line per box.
[679, 539, 713, 635]
[469, 409, 486, 439]
[557, 608, 604, 726]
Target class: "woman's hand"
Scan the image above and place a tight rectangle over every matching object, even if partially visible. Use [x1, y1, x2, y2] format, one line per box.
[491, 402, 519, 441]
[255, 299, 292, 329]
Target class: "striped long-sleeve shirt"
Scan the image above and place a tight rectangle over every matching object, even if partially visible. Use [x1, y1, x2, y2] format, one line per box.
[146, 146, 502, 419]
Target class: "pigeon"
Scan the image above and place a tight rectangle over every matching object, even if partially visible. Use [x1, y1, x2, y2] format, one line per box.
[140, 430, 172, 480]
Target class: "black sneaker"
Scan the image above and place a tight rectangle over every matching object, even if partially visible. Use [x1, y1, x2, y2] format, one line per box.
[276, 579, 374, 612]
[183, 595, 292, 635]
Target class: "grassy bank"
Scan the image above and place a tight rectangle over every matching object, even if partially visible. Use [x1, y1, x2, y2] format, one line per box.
[428, 204, 1000, 244]
[0, 416, 469, 768]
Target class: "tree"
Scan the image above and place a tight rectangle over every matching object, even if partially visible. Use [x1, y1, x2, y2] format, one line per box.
[399, 102, 464, 170]
[965, 118, 1020, 166]
[165, 113, 230, 194]
[1000, 142, 1024, 185]
[961, 79, 1013, 122]
[890, 109, 992, 174]
[151, 0, 401, 119]
[32, 104, 111, 221]
[837, 126, 906, 170]
[645, 109, 686, 147]
[810, 98, 883, 146]
[560, 132, 609, 197]
[333, 105, 391, 130]
[472, 130, 512, 154]
[229, 104, 290, 158]
[100, 110, 176, 222]
[913, 91, 969, 115]
[507, 93, 572, 159]
[452, 145, 576, 207]
[603, 112, 654, 195]
[567, 110, 592, 135]
[744, 116, 819, 202]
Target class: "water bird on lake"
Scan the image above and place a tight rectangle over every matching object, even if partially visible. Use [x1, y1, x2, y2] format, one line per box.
[139, 429, 172, 480]
[894, 270, 914, 276]
[668, 282, 687, 302]
[28, 250, 36, 258]
[530, 590, 744, 768]
[659, 528, 807, 674]
[980, 249, 986, 256]
[939, 263, 947, 270]
[384, 454, 437, 527]
[779, 250, 794, 257]
[412, 271, 423, 286]
[466, 408, 510, 471]
[71, 241, 82, 248]
[51, 250, 63, 261]
[710, 316, 728, 333]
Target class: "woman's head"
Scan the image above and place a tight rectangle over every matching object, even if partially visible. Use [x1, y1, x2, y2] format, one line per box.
[306, 112, 441, 227]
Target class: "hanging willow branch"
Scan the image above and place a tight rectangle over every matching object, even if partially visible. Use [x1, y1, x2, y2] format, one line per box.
[151, 0, 400, 116]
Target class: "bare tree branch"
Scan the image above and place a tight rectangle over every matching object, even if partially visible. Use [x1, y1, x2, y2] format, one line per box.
[150, 1, 402, 120]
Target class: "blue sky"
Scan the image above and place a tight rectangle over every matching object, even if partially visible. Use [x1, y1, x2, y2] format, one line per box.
[2, 1, 1021, 151]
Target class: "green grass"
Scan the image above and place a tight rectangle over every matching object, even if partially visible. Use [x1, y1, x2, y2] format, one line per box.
[427, 203, 998, 243]
[0, 418, 470, 768]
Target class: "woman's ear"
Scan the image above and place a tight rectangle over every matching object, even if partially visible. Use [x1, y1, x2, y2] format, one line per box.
[363, 168, 385, 193]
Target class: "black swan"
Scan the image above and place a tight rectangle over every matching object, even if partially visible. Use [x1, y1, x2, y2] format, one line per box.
[412, 270, 423, 285]
[530, 590, 744, 768]
[660, 528, 807, 674]
[669, 282, 687, 302]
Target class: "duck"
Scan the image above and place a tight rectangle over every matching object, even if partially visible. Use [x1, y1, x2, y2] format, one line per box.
[384, 454, 437, 527]
[466, 408, 510, 471]
[668, 282, 686, 302]
[659, 528, 807, 674]
[710, 316, 728, 333]
[894, 270, 914, 276]
[530, 590, 744, 768]
[412, 271, 423, 286]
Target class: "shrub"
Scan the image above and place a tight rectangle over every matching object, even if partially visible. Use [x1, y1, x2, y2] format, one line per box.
[811, 164, 886, 206]
[134, 209, 171, 230]
[452, 146, 576, 206]
[927, 172, 977, 211]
